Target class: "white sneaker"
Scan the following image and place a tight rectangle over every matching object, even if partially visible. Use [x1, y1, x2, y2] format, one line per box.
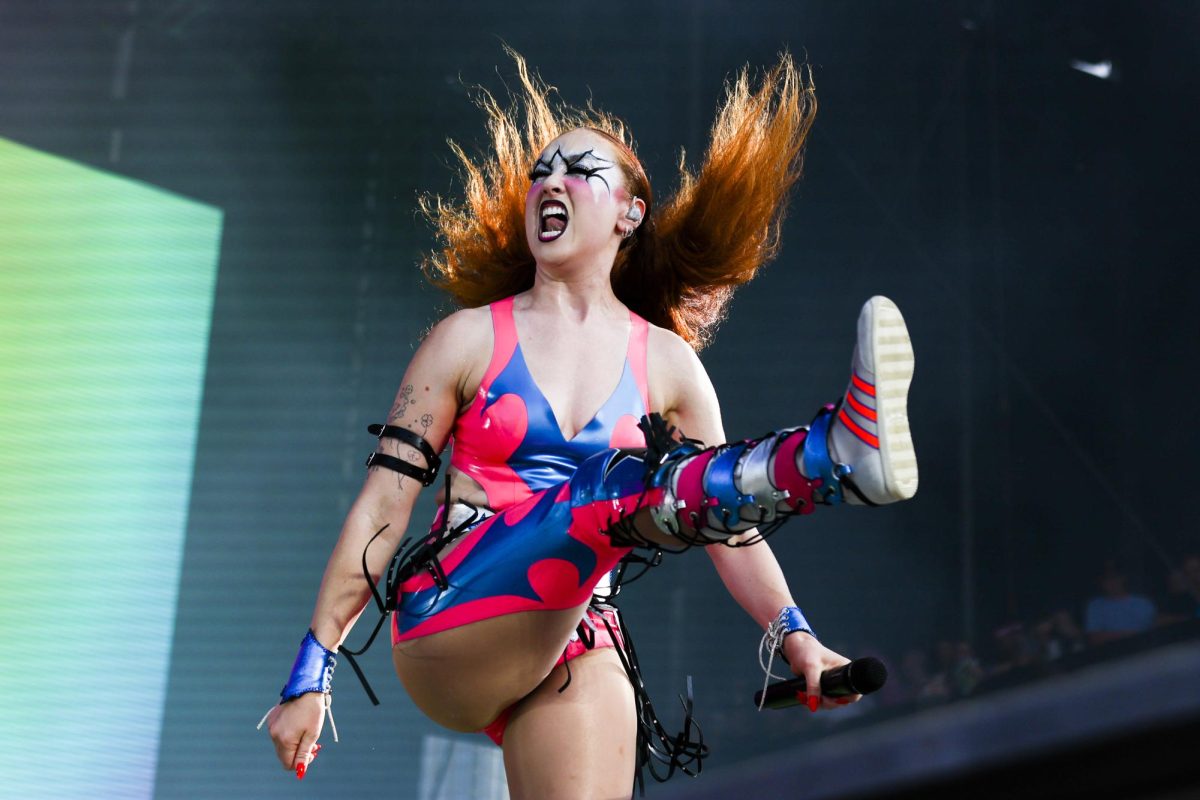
[827, 296, 918, 505]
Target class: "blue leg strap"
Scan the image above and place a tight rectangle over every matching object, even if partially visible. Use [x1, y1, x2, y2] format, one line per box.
[697, 441, 757, 534]
[802, 404, 852, 506]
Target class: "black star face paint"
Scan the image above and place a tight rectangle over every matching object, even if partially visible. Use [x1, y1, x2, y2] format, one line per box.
[528, 148, 619, 242]
[528, 148, 614, 193]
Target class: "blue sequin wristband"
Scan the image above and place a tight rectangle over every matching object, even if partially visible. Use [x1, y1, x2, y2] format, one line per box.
[281, 629, 337, 703]
[757, 607, 817, 709]
[778, 606, 815, 638]
[769, 606, 816, 647]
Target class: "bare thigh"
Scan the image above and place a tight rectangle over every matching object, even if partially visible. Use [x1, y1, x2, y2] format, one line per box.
[392, 603, 590, 732]
[503, 647, 637, 800]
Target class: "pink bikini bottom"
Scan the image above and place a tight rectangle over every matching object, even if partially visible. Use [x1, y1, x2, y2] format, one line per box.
[481, 605, 624, 746]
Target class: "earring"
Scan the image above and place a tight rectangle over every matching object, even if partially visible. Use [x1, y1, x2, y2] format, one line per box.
[625, 198, 643, 222]
[621, 228, 634, 239]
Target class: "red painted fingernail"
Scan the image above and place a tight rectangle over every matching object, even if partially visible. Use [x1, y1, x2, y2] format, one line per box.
[296, 762, 307, 780]
[808, 695, 819, 712]
[836, 698, 851, 705]
[795, 691, 808, 703]
[313, 744, 323, 754]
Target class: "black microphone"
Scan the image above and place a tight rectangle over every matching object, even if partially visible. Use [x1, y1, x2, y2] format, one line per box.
[753, 657, 888, 710]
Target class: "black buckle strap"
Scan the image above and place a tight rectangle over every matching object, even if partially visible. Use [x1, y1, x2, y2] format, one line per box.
[364, 423, 442, 486]
[364, 451, 438, 486]
[368, 423, 441, 470]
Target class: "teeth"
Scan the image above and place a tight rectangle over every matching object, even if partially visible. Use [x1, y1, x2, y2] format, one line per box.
[541, 204, 567, 218]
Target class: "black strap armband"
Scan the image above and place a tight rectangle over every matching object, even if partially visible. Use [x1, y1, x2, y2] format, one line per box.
[364, 423, 442, 486]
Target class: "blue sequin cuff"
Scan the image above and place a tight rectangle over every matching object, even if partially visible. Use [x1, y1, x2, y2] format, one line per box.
[280, 629, 337, 703]
[771, 606, 816, 641]
[760, 606, 817, 676]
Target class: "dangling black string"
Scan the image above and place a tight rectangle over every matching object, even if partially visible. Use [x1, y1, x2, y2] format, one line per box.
[557, 658, 573, 693]
[338, 473, 476, 706]
[594, 604, 708, 795]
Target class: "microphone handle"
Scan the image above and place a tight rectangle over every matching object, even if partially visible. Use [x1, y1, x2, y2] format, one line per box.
[752, 661, 862, 710]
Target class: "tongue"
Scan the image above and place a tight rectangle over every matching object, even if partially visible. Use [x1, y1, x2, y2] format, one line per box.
[545, 216, 567, 233]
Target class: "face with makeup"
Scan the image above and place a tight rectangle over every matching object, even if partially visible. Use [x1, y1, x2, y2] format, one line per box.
[525, 128, 640, 268]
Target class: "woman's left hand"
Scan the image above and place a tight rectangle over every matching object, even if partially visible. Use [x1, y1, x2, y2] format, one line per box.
[781, 633, 860, 711]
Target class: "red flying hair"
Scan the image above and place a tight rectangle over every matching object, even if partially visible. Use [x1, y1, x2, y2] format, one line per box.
[420, 48, 817, 350]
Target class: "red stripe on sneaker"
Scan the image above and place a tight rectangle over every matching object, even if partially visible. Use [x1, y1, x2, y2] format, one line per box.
[839, 407, 879, 449]
[846, 390, 877, 422]
[851, 372, 875, 397]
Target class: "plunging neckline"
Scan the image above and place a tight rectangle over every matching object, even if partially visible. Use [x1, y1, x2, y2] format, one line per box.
[510, 307, 633, 443]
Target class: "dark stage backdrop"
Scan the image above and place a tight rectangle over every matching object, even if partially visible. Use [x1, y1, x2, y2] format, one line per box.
[1, 2, 1196, 798]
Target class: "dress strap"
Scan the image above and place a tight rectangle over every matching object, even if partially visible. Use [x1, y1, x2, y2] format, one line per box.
[480, 296, 520, 393]
[627, 311, 650, 412]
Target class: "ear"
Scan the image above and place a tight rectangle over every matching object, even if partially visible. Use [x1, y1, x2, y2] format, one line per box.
[625, 196, 645, 223]
[618, 196, 646, 236]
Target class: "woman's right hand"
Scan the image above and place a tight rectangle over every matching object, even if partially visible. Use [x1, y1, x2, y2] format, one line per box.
[266, 692, 326, 776]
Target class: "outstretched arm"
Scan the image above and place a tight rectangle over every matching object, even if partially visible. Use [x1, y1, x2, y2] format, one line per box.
[654, 330, 856, 712]
[705, 544, 855, 711]
[266, 310, 487, 773]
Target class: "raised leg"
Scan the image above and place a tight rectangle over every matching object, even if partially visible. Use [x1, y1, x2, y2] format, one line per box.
[636, 295, 918, 542]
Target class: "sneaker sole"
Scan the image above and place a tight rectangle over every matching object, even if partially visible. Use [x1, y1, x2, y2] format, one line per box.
[867, 296, 919, 500]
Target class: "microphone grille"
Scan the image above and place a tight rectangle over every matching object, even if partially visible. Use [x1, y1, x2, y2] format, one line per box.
[848, 657, 888, 694]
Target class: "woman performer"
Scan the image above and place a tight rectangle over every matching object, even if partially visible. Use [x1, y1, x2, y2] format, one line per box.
[262, 51, 918, 798]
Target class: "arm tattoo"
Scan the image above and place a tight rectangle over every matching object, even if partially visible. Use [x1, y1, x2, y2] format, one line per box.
[388, 384, 415, 425]
[393, 411, 434, 492]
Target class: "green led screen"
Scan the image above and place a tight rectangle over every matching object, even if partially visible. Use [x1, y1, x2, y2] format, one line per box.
[0, 137, 221, 798]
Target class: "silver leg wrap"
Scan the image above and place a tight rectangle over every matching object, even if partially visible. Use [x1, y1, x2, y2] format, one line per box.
[642, 424, 816, 547]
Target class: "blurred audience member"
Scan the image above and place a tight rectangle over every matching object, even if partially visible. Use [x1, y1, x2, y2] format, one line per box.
[1033, 609, 1086, 661]
[1157, 553, 1200, 624]
[934, 639, 984, 697]
[1084, 562, 1156, 645]
[950, 641, 984, 695]
[898, 647, 950, 704]
[1158, 569, 1195, 624]
[991, 622, 1038, 674]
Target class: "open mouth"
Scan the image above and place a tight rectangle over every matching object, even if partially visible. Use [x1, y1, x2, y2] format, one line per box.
[539, 200, 569, 241]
